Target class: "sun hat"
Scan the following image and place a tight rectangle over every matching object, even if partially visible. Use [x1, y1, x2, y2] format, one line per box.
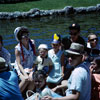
[51, 33, 61, 44]
[65, 43, 84, 55]
[38, 44, 48, 50]
[14, 26, 29, 41]
[69, 23, 80, 31]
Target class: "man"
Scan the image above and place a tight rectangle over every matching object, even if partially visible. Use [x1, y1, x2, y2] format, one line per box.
[62, 23, 86, 50]
[0, 57, 23, 100]
[42, 43, 91, 100]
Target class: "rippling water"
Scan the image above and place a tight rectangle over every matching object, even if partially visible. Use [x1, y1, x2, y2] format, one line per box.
[0, 13, 100, 62]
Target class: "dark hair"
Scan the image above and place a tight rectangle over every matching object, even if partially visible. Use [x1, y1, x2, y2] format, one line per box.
[17, 26, 29, 41]
[94, 57, 100, 67]
[32, 70, 47, 80]
[0, 35, 3, 45]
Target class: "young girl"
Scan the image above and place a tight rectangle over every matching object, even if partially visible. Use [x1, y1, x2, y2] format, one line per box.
[32, 44, 53, 75]
[31, 70, 62, 99]
[46, 33, 65, 88]
[14, 26, 36, 94]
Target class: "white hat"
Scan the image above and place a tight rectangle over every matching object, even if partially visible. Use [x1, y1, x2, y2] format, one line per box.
[65, 43, 84, 55]
[14, 27, 21, 41]
[14, 26, 29, 41]
[38, 44, 48, 50]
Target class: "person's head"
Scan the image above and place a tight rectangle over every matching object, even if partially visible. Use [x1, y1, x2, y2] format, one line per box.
[88, 33, 98, 48]
[0, 35, 3, 50]
[14, 26, 29, 43]
[65, 43, 85, 67]
[33, 70, 47, 90]
[0, 57, 8, 73]
[51, 33, 61, 51]
[38, 44, 48, 58]
[90, 57, 100, 73]
[69, 23, 80, 42]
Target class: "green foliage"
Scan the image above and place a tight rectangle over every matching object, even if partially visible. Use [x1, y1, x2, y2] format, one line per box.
[0, 0, 100, 12]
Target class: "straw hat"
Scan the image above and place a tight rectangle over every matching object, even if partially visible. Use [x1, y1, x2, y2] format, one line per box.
[65, 43, 84, 55]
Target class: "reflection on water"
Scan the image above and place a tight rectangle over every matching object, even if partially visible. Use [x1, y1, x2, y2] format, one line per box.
[0, 13, 100, 62]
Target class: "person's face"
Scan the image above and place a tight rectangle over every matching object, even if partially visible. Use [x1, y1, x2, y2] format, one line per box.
[34, 75, 46, 89]
[39, 49, 48, 58]
[88, 35, 98, 48]
[67, 54, 82, 67]
[21, 33, 29, 44]
[51, 43, 60, 51]
[69, 29, 80, 42]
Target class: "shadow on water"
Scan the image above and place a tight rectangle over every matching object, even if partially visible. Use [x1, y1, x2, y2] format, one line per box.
[0, 13, 100, 62]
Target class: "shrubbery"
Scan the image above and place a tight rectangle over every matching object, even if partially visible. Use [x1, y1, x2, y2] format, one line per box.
[0, 0, 33, 3]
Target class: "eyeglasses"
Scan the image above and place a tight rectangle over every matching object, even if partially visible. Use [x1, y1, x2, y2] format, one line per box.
[69, 32, 78, 36]
[89, 38, 98, 42]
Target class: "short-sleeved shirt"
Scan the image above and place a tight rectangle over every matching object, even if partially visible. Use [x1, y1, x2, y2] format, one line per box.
[66, 62, 91, 100]
[34, 56, 53, 70]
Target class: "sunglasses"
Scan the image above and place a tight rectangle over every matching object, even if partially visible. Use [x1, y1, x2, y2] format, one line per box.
[89, 38, 98, 42]
[69, 32, 78, 36]
[21, 34, 29, 39]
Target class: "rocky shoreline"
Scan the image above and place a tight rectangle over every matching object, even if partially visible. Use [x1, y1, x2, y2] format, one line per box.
[0, 4, 100, 20]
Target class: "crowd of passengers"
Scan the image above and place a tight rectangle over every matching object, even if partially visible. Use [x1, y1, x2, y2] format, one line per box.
[0, 23, 100, 100]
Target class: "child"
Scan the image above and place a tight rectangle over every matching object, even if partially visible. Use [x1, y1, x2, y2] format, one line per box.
[32, 44, 53, 75]
[31, 70, 62, 99]
[46, 33, 65, 88]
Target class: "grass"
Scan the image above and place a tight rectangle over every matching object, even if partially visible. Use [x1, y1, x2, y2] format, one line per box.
[0, 0, 100, 12]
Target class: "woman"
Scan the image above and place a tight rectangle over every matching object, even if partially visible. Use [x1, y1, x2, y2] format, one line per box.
[14, 26, 36, 93]
[90, 57, 100, 100]
[46, 33, 65, 88]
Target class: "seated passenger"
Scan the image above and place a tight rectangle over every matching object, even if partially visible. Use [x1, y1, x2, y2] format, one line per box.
[86, 33, 100, 58]
[32, 44, 53, 75]
[0, 57, 23, 100]
[14, 26, 36, 94]
[90, 57, 100, 100]
[31, 70, 62, 99]
[46, 33, 65, 88]
[0, 35, 11, 68]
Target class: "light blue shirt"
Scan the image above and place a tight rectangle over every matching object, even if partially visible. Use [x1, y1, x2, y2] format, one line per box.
[66, 62, 91, 100]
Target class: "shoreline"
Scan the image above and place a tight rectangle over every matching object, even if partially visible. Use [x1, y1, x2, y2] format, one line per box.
[0, 4, 100, 20]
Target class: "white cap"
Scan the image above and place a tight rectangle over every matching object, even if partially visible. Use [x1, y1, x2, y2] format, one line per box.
[14, 27, 21, 41]
[38, 44, 48, 50]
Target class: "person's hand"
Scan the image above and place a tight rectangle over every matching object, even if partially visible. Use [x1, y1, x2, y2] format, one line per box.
[28, 72, 33, 81]
[61, 73, 64, 77]
[41, 96, 53, 100]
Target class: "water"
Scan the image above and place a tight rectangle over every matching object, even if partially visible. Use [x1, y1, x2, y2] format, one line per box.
[0, 13, 100, 62]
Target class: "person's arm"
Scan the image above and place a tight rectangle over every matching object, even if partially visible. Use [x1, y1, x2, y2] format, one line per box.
[61, 53, 65, 77]
[42, 90, 80, 100]
[15, 49, 28, 77]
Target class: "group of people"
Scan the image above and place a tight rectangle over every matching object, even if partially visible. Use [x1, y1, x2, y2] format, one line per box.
[0, 23, 100, 100]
